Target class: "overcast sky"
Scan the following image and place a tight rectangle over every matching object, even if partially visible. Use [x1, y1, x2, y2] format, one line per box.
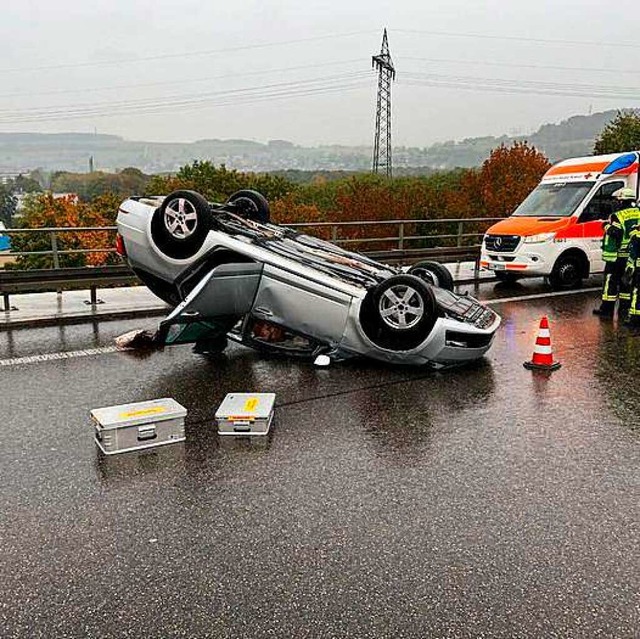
[1, 0, 639, 146]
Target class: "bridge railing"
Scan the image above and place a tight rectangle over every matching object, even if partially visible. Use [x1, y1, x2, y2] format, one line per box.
[0, 217, 502, 268]
[0, 217, 504, 312]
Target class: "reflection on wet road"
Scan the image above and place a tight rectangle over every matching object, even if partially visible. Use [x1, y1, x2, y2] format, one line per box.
[1, 287, 638, 638]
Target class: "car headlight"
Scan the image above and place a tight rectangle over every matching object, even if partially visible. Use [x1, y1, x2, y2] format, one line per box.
[523, 232, 555, 244]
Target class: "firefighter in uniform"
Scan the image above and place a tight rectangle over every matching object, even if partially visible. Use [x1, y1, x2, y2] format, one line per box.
[593, 187, 640, 318]
[624, 225, 640, 326]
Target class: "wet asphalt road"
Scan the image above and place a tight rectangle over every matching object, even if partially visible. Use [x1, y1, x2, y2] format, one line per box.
[1, 283, 638, 638]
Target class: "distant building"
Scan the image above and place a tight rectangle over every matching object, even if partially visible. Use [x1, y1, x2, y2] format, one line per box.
[0, 171, 27, 185]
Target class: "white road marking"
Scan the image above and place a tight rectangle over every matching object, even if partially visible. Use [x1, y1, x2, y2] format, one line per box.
[0, 345, 119, 367]
[484, 287, 599, 305]
[0, 288, 601, 367]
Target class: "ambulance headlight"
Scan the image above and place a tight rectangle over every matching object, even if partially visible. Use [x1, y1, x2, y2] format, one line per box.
[523, 232, 555, 244]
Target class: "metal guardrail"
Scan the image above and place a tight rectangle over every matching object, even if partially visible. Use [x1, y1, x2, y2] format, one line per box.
[0, 217, 502, 267]
[0, 217, 502, 312]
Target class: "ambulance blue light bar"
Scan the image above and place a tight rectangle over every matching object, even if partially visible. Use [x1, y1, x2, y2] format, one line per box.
[602, 152, 638, 174]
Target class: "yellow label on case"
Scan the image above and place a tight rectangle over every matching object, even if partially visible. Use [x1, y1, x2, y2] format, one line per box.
[119, 406, 167, 419]
[243, 398, 259, 412]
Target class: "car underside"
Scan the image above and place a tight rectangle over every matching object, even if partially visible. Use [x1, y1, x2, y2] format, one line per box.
[116, 190, 501, 367]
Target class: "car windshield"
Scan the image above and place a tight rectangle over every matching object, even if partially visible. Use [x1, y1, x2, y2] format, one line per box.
[512, 181, 594, 217]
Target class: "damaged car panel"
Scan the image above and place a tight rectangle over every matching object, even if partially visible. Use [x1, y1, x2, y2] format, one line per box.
[117, 190, 500, 366]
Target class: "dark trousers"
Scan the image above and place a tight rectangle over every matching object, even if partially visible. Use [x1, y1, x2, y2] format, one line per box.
[629, 270, 640, 321]
[601, 259, 624, 302]
[618, 256, 632, 303]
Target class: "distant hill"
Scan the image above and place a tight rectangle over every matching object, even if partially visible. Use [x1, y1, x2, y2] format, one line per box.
[0, 110, 620, 175]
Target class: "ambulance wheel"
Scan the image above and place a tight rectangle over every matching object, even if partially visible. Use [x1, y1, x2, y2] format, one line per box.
[359, 274, 437, 351]
[549, 254, 583, 290]
[407, 261, 454, 291]
[151, 190, 212, 259]
[226, 190, 270, 223]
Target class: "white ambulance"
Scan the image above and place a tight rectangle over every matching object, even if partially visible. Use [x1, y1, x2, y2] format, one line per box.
[480, 151, 639, 289]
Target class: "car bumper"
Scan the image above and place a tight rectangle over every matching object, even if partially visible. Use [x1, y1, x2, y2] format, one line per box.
[340, 304, 501, 367]
[480, 249, 552, 276]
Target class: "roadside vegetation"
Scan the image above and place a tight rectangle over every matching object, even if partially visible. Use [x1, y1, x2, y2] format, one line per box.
[11, 103, 640, 270]
[6, 141, 550, 268]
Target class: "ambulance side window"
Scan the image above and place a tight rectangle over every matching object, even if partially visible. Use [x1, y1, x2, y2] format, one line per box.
[580, 181, 625, 223]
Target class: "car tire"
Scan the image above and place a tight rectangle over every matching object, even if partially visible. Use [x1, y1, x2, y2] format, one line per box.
[494, 271, 521, 285]
[549, 254, 583, 290]
[226, 190, 270, 223]
[407, 260, 454, 291]
[359, 274, 437, 351]
[151, 190, 212, 259]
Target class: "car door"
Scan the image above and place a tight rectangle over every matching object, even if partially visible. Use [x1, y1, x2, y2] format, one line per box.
[577, 180, 625, 272]
[158, 262, 263, 345]
[251, 263, 353, 344]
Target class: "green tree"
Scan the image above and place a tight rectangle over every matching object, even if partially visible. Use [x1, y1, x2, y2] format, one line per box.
[145, 161, 294, 202]
[0, 185, 17, 226]
[594, 110, 640, 154]
[50, 168, 151, 201]
[11, 174, 43, 194]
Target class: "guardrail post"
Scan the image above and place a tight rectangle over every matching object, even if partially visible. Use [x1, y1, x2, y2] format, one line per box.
[50, 231, 60, 270]
[2, 292, 11, 313]
[398, 222, 405, 250]
[457, 221, 463, 248]
[331, 225, 338, 243]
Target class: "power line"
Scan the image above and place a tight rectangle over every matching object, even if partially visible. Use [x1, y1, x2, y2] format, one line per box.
[0, 74, 371, 124]
[395, 27, 640, 50]
[0, 31, 377, 75]
[402, 56, 640, 76]
[0, 72, 368, 115]
[0, 58, 364, 100]
[399, 71, 640, 101]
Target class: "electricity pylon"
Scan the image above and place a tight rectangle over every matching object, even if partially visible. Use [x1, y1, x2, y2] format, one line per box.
[372, 29, 396, 178]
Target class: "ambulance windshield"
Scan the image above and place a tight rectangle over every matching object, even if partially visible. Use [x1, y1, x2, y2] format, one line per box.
[512, 181, 594, 217]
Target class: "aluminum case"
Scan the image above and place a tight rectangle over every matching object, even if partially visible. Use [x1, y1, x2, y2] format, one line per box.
[215, 393, 276, 436]
[91, 398, 187, 455]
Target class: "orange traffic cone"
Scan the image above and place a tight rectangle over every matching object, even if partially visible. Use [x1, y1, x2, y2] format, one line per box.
[523, 316, 561, 371]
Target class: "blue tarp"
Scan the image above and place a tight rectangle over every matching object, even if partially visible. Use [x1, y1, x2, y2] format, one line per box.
[0, 234, 10, 251]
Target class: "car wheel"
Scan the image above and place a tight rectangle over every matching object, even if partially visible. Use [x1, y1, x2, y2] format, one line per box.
[494, 271, 521, 285]
[226, 190, 270, 223]
[407, 260, 454, 291]
[549, 254, 583, 290]
[359, 274, 437, 351]
[151, 190, 212, 259]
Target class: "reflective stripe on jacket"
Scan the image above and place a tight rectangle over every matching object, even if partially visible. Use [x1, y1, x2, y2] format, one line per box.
[613, 207, 640, 257]
[602, 222, 620, 262]
[627, 227, 640, 270]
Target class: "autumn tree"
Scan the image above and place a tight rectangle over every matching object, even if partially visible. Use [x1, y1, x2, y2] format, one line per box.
[594, 110, 640, 155]
[11, 193, 120, 269]
[477, 142, 550, 217]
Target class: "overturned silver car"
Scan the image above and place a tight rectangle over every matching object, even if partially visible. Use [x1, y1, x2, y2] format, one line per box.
[116, 190, 500, 367]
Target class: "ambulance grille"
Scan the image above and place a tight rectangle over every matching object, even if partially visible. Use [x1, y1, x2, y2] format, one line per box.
[485, 234, 520, 252]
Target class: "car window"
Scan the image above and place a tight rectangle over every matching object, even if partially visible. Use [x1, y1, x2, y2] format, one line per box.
[512, 181, 594, 217]
[579, 181, 625, 223]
